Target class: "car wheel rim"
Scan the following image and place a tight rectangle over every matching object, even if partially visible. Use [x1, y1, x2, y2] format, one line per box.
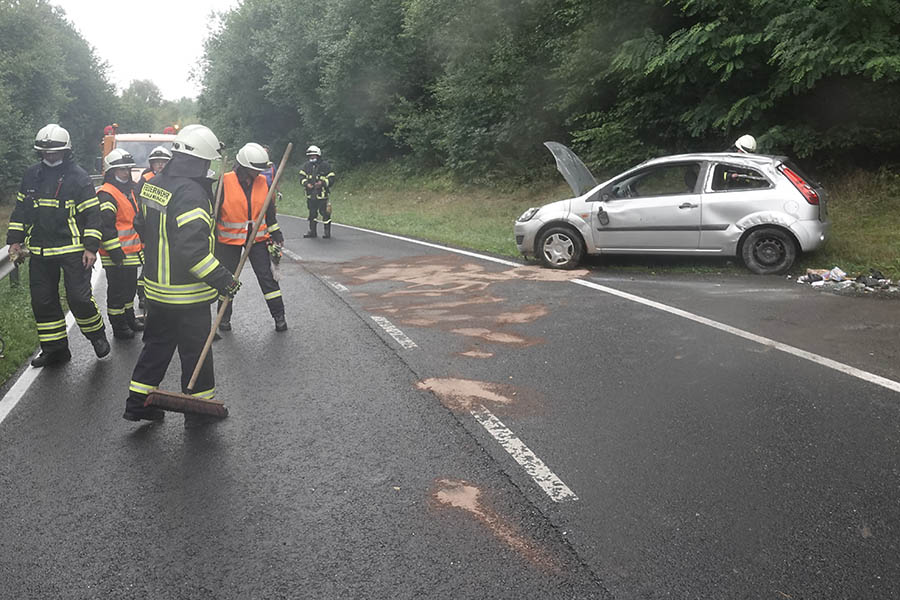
[543, 233, 574, 265]
[754, 238, 785, 266]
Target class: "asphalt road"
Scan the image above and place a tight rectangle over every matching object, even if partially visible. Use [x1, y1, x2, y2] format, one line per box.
[2, 215, 899, 599]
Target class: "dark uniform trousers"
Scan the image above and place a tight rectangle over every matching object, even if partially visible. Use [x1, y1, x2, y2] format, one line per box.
[126, 302, 214, 410]
[215, 241, 284, 322]
[307, 197, 331, 228]
[30, 254, 105, 352]
[105, 265, 139, 324]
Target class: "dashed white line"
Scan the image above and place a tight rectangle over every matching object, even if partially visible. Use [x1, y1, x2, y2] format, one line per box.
[370, 315, 418, 349]
[0, 267, 105, 425]
[470, 404, 578, 502]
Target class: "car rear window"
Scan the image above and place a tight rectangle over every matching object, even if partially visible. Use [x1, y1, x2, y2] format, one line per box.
[711, 164, 771, 191]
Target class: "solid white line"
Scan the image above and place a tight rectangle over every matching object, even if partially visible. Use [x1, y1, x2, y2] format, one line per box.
[281, 215, 900, 396]
[0, 267, 105, 425]
[572, 278, 900, 394]
[470, 404, 578, 502]
[321, 275, 348, 292]
[370, 315, 418, 349]
[282, 247, 303, 262]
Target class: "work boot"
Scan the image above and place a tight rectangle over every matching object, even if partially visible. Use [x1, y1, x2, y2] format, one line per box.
[31, 347, 72, 368]
[274, 314, 288, 332]
[125, 308, 144, 332]
[323, 224, 331, 239]
[218, 320, 232, 332]
[303, 222, 317, 238]
[90, 335, 111, 359]
[110, 314, 133, 340]
[122, 405, 165, 422]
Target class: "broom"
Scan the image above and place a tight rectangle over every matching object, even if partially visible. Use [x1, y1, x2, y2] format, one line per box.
[145, 143, 294, 417]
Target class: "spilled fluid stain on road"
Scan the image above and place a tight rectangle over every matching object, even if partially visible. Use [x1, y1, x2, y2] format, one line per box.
[416, 376, 539, 417]
[430, 478, 559, 570]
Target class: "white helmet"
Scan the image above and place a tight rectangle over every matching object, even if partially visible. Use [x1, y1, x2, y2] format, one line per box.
[103, 148, 136, 173]
[306, 145, 321, 156]
[148, 146, 172, 162]
[34, 123, 72, 152]
[236, 142, 270, 171]
[734, 134, 757, 153]
[171, 124, 223, 160]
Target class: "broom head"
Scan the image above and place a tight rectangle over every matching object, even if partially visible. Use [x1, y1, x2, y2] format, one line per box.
[145, 390, 229, 418]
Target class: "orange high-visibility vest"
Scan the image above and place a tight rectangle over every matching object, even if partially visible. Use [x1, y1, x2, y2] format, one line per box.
[142, 171, 154, 181]
[216, 171, 269, 245]
[98, 182, 142, 256]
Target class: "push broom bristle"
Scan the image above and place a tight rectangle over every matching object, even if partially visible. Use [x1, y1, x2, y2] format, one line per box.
[145, 390, 229, 418]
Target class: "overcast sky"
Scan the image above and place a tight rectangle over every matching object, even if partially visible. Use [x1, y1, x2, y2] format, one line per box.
[56, 0, 241, 100]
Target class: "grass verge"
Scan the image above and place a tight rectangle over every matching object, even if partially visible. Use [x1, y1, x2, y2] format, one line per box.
[0, 268, 38, 387]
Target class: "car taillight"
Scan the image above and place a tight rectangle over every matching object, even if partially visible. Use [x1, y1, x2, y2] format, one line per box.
[780, 166, 819, 205]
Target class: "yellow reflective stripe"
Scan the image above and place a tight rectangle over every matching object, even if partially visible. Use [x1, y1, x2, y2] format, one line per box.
[268, 223, 281, 232]
[107, 306, 126, 315]
[38, 331, 68, 342]
[16, 192, 25, 202]
[36, 319, 67, 330]
[191, 387, 216, 399]
[42, 244, 84, 256]
[129, 380, 157, 395]
[176, 208, 212, 228]
[124, 301, 134, 309]
[144, 279, 210, 293]
[102, 255, 143, 267]
[145, 287, 218, 304]
[189, 253, 220, 279]
[37, 198, 60, 207]
[83, 228, 102, 239]
[263, 290, 282, 300]
[75, 313, 101, 326]
[100, 201, 117, 212]
[8, 222, 25, 231]
[76, 197, 99, 213]
[102, 239, 123, 250]
[158, 214, 169, 285]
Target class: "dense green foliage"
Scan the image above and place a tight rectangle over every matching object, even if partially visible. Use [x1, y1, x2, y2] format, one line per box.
[199, 0, 900, 179]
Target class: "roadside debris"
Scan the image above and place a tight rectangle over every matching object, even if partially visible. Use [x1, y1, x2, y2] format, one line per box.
[794, 267, 900, 297]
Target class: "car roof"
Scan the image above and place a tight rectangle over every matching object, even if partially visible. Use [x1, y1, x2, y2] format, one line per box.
[640, 152, 785, 168]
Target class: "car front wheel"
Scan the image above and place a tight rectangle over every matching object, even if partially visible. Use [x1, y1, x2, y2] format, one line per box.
[537, 226, 584, 270]
[741, 227, 797, 275]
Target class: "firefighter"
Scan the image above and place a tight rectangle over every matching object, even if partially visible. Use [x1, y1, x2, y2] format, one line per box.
[135, 145, 172, 309]
[214, 142, 287, 332]
[5, 124, 110, 367]
[732, 134, 757, 153]
[124, 124, 240, 423]
[299, 145, 335, 239]
[97, 149, 144, 340]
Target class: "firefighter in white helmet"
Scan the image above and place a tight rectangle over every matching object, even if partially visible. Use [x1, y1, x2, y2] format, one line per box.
[124, 124, 240, 424]
[5, 124, 110, 367]
[299, 144, 336, 238]
[98, 149, 144, 340]
[733, 134, 757, 153]
[214, 142, 287, 332]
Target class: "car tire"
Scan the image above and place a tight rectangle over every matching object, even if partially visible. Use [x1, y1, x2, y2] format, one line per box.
[537, 226, 584, 270]
[741, 227, 797, 275]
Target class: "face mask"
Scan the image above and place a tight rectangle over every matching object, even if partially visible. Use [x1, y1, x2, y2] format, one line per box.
[115, 174, 131, 184]
[43, 158, 63, 167]
[309, 157, 318, 163]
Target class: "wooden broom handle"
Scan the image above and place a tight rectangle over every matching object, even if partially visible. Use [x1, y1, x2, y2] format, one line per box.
[187, 142, 294, 392]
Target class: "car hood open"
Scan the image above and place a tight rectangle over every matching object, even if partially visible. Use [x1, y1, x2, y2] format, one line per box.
[544, 141, 598, 198]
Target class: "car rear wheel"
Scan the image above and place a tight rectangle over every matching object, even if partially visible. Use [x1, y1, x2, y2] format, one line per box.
[741, 227, 797, 275]
[537, 226, 584, 270]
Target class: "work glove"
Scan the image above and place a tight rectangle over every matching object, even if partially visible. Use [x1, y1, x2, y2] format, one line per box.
[109, 247, 126, 266]
[314, 180, 324, 189]
[267, 241, 283, 265]
[220, 277, 241, 299]
[270, 229, 284, 245]
[305, 182, 315, 190]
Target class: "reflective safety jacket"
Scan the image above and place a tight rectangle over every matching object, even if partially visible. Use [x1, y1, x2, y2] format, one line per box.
[299, 159, 335, 200]
[98, 180, 143, 267]
[5, 159, 101, 256]
[216, 171, 281, 245]
[138, 154, 234, 307]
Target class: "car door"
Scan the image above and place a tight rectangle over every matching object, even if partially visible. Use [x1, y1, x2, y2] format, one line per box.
[700, 162, 775, 250]
[591, 162, 702, 251]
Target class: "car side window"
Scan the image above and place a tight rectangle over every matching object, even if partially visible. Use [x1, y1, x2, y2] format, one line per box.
[611, 163, 701, 199]
[711, 164, 771, 191]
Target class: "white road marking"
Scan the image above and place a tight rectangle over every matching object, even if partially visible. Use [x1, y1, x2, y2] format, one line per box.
[0, 267, 105, 426]
[470, 404, 578, 502]
[286, 217, 900, 396]
[572, 278, 900, 395]
[321, 275, 348, 292]
[282, 247, 303, 261]
[371, 315, 418, 349]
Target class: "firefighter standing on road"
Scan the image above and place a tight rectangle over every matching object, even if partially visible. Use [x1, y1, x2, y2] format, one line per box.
[124, 124, 240, 424]
[134, 145, 172, 309]
[215, 143, 287, 332]
[300, 145, 335, 239]
[5, 124, 110, 367]
[97, 149, 144, 340]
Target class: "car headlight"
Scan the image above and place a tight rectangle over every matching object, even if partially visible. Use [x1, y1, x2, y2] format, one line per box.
[517, 207, 539, 222]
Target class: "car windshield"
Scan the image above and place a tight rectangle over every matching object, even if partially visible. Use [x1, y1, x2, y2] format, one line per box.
[115, 141, 173, 167]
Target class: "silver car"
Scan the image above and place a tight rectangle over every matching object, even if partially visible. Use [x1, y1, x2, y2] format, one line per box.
[515, 143, 829, 274]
